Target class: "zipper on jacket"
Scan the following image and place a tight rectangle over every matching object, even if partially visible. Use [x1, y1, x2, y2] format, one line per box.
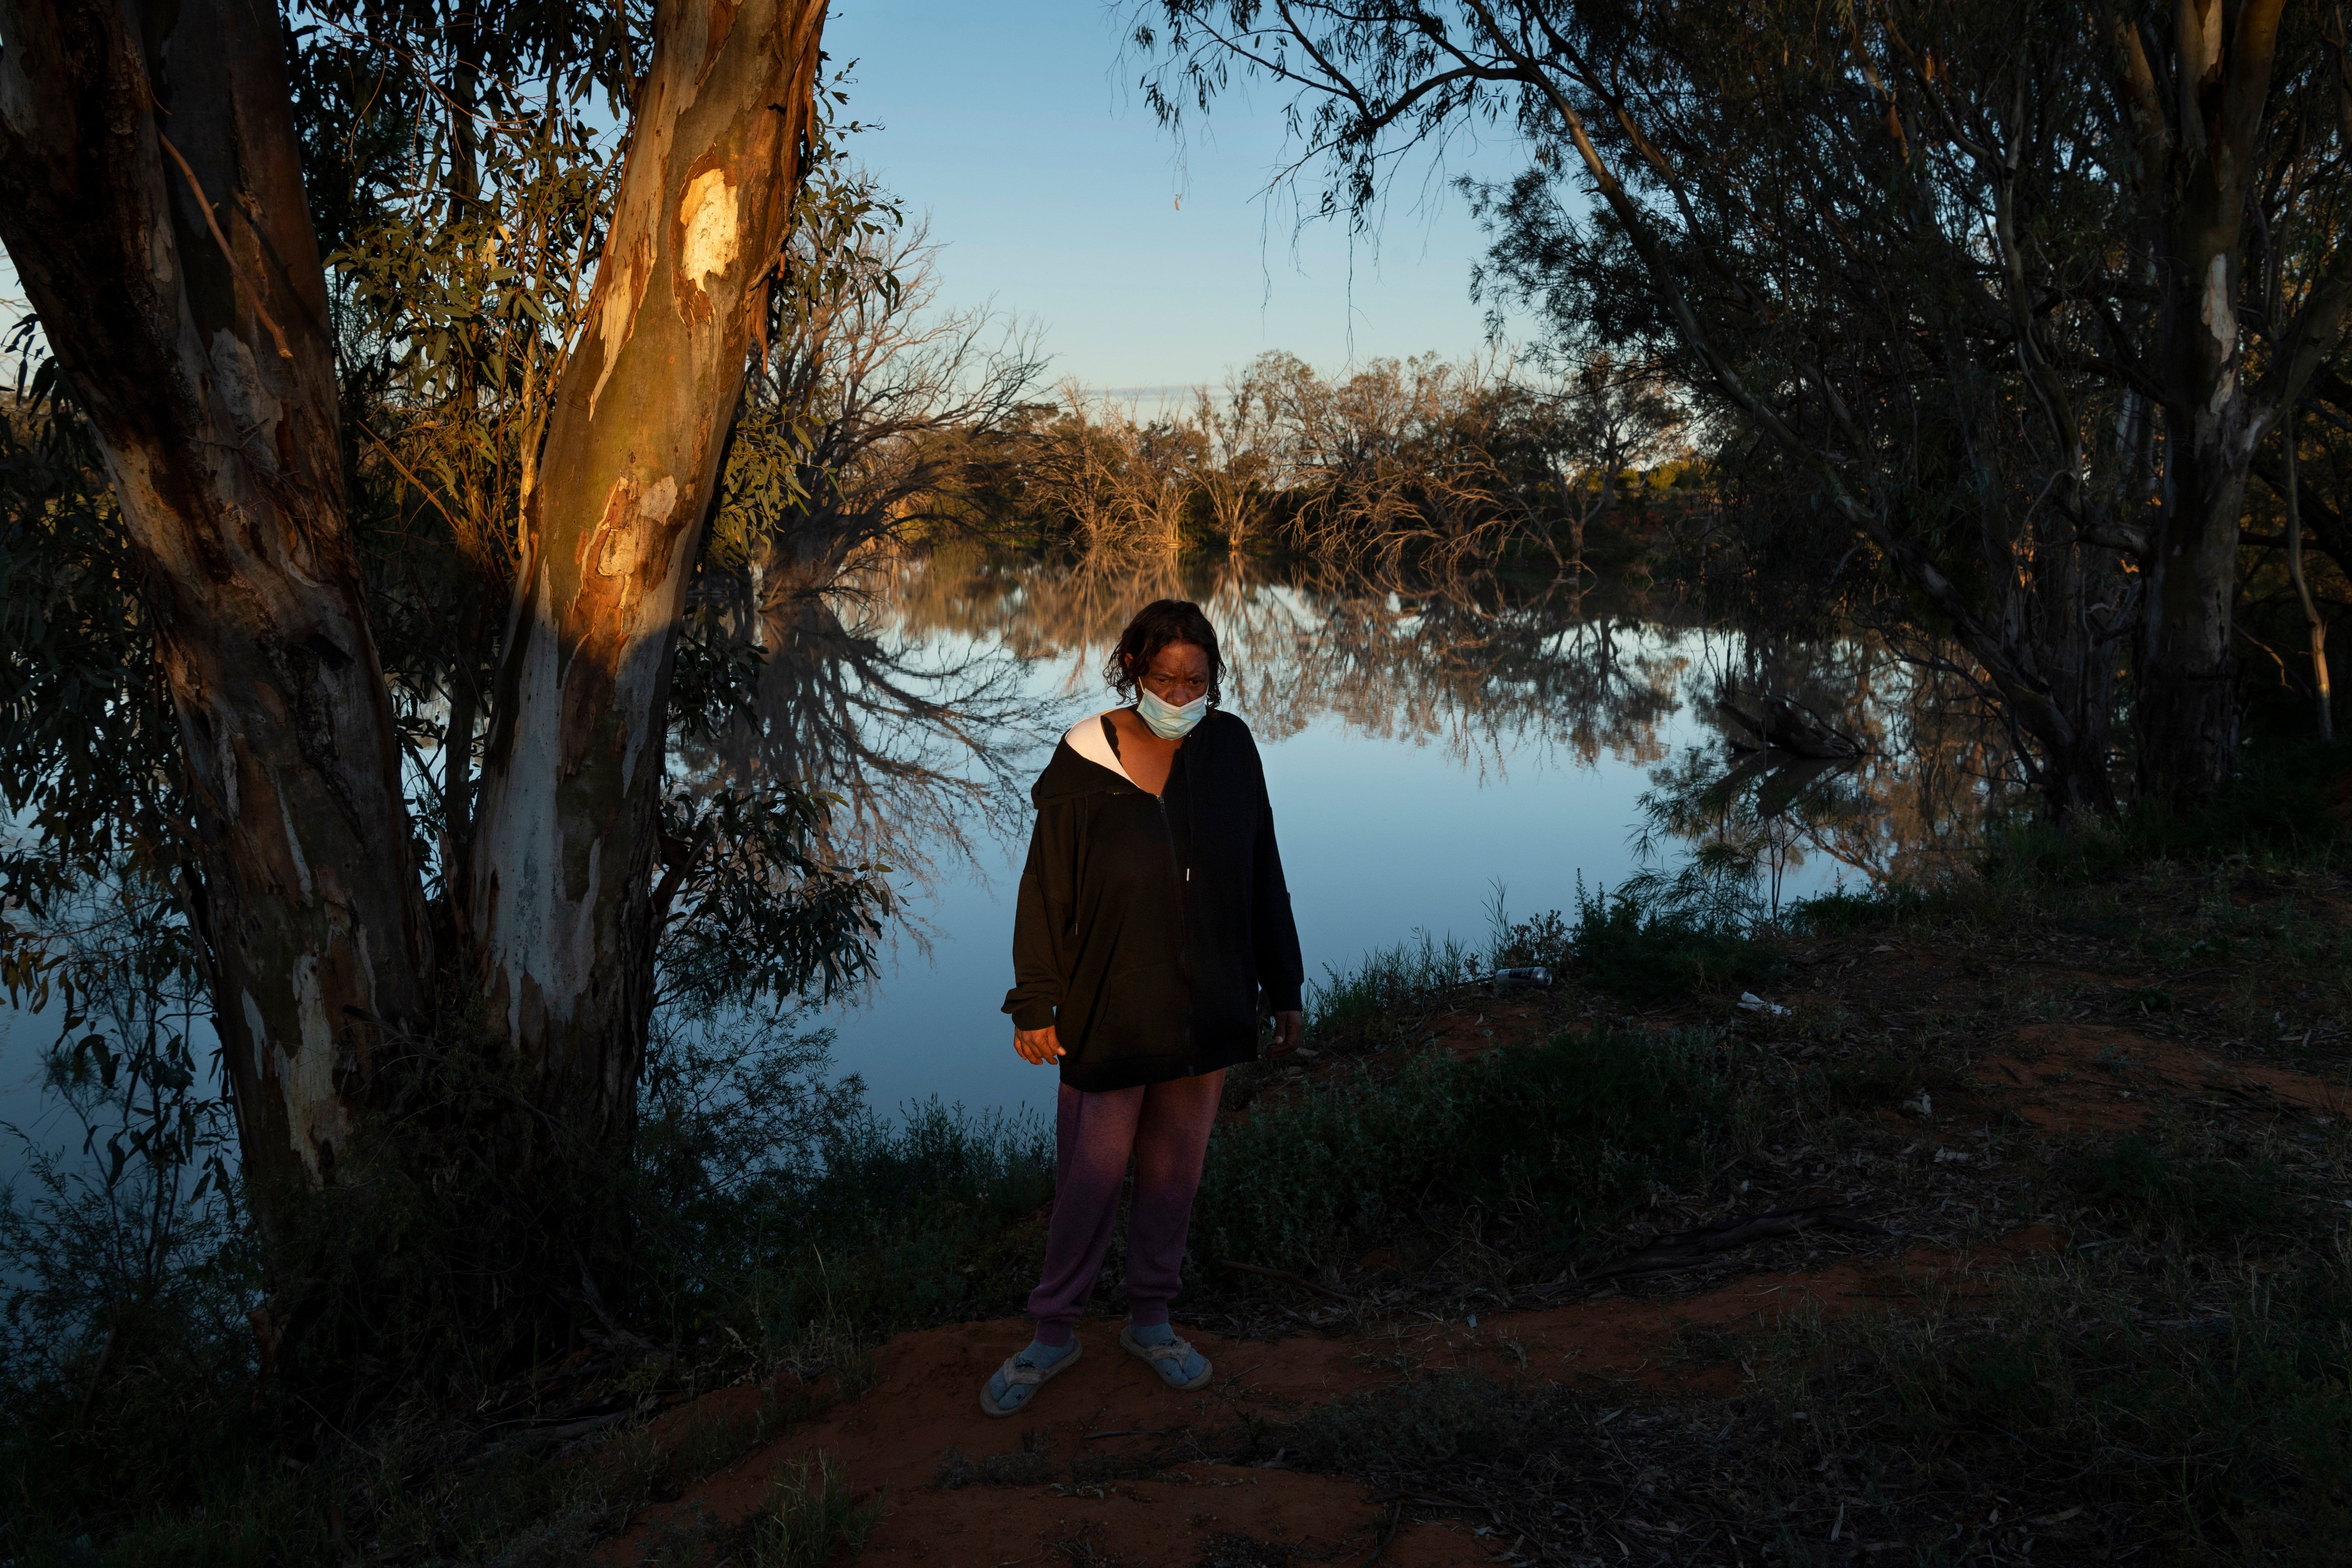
[1155, 748, 1192, 887]
[1155, 795, 1187, 885]
[1157, 763, 1195, 995]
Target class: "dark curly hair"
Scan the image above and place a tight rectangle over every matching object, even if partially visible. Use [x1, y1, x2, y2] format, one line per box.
[1105, 599, 1225, 706]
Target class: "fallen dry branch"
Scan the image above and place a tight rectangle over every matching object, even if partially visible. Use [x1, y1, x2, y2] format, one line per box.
[1592, 1204, 1890, 1279]
[467, 1404, 639, 1466]
[1217, 1259, 1355, 1300]
[1360, 1498, 1403, 1567]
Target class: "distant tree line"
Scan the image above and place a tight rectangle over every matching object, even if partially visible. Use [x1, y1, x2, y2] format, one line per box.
[966, 350, 1690, 574]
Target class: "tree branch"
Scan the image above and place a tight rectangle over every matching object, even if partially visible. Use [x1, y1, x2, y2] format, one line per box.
[156, 133, 295, 363]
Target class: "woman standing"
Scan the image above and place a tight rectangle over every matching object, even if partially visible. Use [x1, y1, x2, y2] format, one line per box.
[984, 599, 1304, 1416]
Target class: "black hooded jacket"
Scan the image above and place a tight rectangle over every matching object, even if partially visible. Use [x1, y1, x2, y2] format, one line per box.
[1002, 708, 1304, 1091]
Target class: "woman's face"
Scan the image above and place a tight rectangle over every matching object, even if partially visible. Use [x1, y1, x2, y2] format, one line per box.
[1136, 640, 1212, 706]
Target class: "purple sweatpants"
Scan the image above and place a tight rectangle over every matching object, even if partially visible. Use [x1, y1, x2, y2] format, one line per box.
[1027, 1069, 1225, 1346]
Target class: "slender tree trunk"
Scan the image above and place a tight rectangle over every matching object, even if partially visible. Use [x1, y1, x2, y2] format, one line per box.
[438, 19, 487, 934]
[0, 0, 431, 1216]
[1593, 465, 1616, 544]
[2130, 0, 2285, 805]
[2284, 410, 2335, 741]
[467, 0, 829, 1164]
[2140, 288, 2256, 804]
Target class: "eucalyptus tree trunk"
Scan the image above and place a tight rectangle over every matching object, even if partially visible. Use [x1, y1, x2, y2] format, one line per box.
[2122, 0, 2352, 803]
[467, 0, 829, 1162]
[0, 0, 431, 1216]
[2124, 2, 2276, 805]
[0, 0, 832, 1242]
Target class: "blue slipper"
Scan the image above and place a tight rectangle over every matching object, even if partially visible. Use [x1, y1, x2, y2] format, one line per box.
[1120, 1324, 1211, 1390]
[980, 1338, 1081, 1417]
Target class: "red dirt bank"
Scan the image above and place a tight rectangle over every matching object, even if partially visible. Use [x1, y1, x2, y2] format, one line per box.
[601, 996, 2343, 1568]
[606, 1237, 2062, 1565]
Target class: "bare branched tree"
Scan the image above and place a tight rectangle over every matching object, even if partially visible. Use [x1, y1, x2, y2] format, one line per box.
[1021, 386, 1203, 555]
[1189, 369, 1275, 554]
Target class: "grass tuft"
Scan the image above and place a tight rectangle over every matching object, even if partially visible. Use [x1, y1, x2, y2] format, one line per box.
[743, 1454, 881, 1568]
[1303, 929, 1473, 1049]
[2061, 1131, 2286, 1242]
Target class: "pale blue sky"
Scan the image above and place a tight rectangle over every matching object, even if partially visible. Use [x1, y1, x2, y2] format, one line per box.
[821, 0, 1534, 388]
[0, 4, 1535, 388]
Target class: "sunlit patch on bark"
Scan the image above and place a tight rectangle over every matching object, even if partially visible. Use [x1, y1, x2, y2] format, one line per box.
[475, 563, 567, 1047]
[674, 167, 740, 323]
[245, 965, 352, 1183]
[590, 473, 679, 580]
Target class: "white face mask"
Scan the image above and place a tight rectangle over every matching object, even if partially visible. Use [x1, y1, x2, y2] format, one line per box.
[1136, 685, 1209, 739]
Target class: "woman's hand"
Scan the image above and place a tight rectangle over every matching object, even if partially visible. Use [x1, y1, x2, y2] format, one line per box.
[1268, 1010, 1304, 1055]
[1014, 1024, 1065, 1066]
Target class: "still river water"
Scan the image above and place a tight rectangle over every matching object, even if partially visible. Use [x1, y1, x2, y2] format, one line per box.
[788, 549, 1978, 1127]
[2, 549, 1993, 1167]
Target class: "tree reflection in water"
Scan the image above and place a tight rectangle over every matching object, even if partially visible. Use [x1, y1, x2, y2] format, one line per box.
[674, 555, 1058, 898]
[888, 548, 1689, 776]
[691, 544, 2027, 916]
[1639, 633, 2024, 913]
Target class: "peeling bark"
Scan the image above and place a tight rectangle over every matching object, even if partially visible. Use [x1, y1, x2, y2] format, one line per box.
[468, 0, 828, 1161]
[0, 0, 431, 1213]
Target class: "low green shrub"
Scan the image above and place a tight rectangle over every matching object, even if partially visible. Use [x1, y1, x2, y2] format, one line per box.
[1785, 886, 1901, 934]
[1984, 736, 2352, 883]
[647, 1096, 1055, 1354]
[1280, 1251, 2352, 1563]
[1784, 1253, 2352, 1561]
[1193, 1026, 1728, 1270]
[1567, 882, 1788, 1000]
[1484, 884, 1571, 971]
